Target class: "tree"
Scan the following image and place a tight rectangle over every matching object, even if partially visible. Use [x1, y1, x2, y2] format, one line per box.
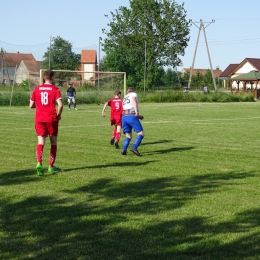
[102, 0, 190, 89]
[42, 36, 81, 79]
[163, 68, 180, 88]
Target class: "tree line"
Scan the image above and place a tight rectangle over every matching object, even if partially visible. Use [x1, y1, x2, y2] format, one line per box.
[41, 0, 222, 91]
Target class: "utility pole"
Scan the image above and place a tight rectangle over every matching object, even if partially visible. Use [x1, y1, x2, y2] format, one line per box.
[1, 48, 10, 85]
[1, 48, 3, 84]
[144, 40, 146, 94]
[49, 36, 52, 69]
[188, 20, 217, 91]
[98, 37, 102, 92]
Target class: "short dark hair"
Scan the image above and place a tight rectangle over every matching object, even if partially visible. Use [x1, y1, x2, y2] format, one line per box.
[114, 90, 121, 96]
[43, 70, 54, 80]
[127, 86, 135, 93]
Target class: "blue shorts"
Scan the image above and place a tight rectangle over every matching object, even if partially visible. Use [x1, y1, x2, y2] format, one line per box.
[122, 115, 143, 134]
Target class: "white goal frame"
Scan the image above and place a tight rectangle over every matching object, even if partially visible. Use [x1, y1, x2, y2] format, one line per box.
[39, 69, 127, 95]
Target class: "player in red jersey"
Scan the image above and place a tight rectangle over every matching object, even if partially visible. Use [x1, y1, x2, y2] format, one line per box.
[29, 70, 63, 176]
[102, 90, 123, 149]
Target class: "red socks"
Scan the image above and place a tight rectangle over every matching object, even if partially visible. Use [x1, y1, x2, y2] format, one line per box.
[115, 132, 121, 142]
[36, 144, 43, 164]
[50, 145, 57, 167]
[112, 129, 117, 138]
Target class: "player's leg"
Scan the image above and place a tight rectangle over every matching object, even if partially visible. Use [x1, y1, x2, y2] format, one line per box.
[68, 98, 71, 109]
[114, 125, 121, 149]
[122, 132, 132, 155]
[47, 122, 61, 173]
[121, 116, 132, 155]
[73, 97, 77, 110]
[35, 122, 47, 176]
[114, 120, 122, 149]
[130, 118, 144, 156]
[110, 120, 116, 145]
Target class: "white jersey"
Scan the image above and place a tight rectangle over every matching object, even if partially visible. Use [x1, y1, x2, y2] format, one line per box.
[123, 92, 138, 114]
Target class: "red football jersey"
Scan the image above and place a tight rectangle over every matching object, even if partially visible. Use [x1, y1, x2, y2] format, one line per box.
[30, 83, 62, 122]
[107, 98, 123, 120]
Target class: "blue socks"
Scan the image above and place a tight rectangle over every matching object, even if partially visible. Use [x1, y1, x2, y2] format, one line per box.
[132, 135, 144, 149]
[122, 137, 131, 151]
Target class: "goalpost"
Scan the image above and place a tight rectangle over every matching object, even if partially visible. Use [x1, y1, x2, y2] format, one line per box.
[39, 69, 127, 96]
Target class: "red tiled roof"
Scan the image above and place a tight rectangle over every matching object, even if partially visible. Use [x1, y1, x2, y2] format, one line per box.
[182, 68, 223, 77]
[22, 60, 42, 73]
[81, 50, 97, 63]
[3, 52, 36, 67]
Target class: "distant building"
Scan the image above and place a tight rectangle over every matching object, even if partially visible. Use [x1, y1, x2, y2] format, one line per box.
[181, 68, 223, 78]
[15, 60, 42, 84]
[219, 58, 260, 88]
[0, 51, 36, 85]
[219, 58, 260, 98]
[80, 50, 97, 84]
[1, 49, 99, 86]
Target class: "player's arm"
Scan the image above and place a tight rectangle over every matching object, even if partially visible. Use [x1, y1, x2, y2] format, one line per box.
[56, 99, 63, 120]
[102, 102, 108, 116]
[131, 96, 139, 116]
[29, 100, 36, 109]
[74, 89, 76, 98]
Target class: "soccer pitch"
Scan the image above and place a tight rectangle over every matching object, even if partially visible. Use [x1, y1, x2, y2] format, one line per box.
[1, 102, 260, 259]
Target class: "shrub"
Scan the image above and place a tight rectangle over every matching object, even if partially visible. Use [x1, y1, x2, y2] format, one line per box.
[0, 89, 255, 106]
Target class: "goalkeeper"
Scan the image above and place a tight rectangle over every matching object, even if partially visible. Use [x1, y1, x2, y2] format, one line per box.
[66, 83, 77, 110]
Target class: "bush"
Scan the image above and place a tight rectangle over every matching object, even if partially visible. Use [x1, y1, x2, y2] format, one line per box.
[0, 89, 255, 106]
[139, 90, 255, 103]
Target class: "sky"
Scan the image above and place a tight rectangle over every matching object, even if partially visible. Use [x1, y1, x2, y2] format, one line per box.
[1, 0, 260, 72]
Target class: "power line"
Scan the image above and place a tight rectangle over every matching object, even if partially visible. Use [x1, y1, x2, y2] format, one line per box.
[0, 39, 48, 47]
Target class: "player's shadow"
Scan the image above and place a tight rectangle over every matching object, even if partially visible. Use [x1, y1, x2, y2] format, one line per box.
[62, 160, 158, 173]
[143, 146, 194, 155]
[141, 140, 173, 146]
[0, 169, 44, 186]
[0, 160, 158, 185]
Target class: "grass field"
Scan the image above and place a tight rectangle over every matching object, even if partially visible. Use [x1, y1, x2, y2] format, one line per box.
[1, 102, 260, 260]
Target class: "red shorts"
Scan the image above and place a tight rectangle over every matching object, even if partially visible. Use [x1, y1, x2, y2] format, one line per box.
[35, 121, 59, 137]
[111, 118, 122, 127]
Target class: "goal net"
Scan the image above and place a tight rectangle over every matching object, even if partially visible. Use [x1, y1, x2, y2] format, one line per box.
[39, 69, 127, 96]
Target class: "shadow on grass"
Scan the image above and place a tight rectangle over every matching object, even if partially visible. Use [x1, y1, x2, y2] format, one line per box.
[62, 160, 157, 172]
[143, 146, 194, 155]
[1, 170, 260, 259]
[0, 169, 39, 186]
[141, 139, 173, 145]
[0, 161, 157, 186]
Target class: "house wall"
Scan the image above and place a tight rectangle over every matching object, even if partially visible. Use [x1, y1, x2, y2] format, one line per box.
[15, 62, 28, 84]
[0, 67, 16, 85]
[235, 62, 255, 74]
[83, 64, 95, 81]
[15, 62, 40, 85]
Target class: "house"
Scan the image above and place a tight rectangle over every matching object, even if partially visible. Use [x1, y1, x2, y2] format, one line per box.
[181, 68, 223, 78]
[0, 51, 36, 85]
[15, 60, 42, 85]
[80, 50, 97, 84]
[219, 58, 260, 93]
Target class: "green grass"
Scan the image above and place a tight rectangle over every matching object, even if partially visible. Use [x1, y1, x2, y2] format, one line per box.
[1, 102, 260, 259]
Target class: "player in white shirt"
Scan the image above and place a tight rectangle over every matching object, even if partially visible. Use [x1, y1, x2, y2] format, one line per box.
[121, 86, 144, 156]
